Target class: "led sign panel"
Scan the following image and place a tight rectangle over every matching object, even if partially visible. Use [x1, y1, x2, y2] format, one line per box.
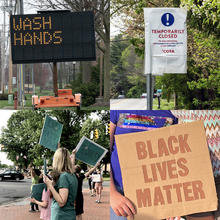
[10, 11, 96, 64]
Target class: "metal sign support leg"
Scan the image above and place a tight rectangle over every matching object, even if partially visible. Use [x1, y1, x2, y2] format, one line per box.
[53, 62, 58, 97]
[146, 73, 153, 110]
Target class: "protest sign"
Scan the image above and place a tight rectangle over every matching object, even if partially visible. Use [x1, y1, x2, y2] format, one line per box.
[92, 174, 102, 182]
[115, 121, 217, 220]
[39, 115, 63, 151]
[144, 8, 187, 75]
[75, 136, 108, 166]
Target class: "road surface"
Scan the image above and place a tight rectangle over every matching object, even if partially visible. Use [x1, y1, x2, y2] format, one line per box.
[0, 178, 110, 205]
[0, 179, 32, 205]
[110, 98, 147, 110]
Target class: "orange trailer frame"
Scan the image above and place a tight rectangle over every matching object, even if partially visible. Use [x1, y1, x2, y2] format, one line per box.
[32, 89, 81, 109]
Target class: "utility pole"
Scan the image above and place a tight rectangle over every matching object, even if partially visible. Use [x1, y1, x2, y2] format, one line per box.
[17, 0, 25, 107]
[8, 0, 13, 94]
[1, 0, 6, 94]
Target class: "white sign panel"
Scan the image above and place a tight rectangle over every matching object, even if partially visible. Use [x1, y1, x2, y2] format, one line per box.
[144, 8, 187, 75]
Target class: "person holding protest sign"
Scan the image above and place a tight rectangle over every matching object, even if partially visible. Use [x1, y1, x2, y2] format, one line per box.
[71, 149, 100, 220]
[87, 171, 96, 196]
[110, 110, 178, 220]
[31, 185, 52, 220]
[44, 147, 78, 220]
[94, 167, 103, 204]
[31, 170, 60, 220]
[29, 165, 41, 212]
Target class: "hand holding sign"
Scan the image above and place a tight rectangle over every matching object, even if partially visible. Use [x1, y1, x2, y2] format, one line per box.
[110, 186, 136, 219]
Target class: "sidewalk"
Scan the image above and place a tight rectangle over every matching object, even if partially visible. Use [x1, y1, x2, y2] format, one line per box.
[0, 187, 110, 220]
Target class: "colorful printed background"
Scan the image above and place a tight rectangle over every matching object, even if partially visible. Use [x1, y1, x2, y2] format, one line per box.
[171, 110, 220, 177]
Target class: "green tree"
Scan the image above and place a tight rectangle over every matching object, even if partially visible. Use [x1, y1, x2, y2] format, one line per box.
[185, 30, 220, 108]
[111, 34, 131, 98]
[181, 0, 219, 36]
[121, 45, 145, 98]
[51, 110, 91, 150]
[29, 0, 110, 101]
[71, 66, 100, 106]
[0, 110, 47, 169]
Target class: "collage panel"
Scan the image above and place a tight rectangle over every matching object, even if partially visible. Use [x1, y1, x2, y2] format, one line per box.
[0, 0, 110, 220]
[109, 1, 219, 220]
[0, 109, 110, 220]
[0, 0, 219, 220]
[110, 110, 220, 220]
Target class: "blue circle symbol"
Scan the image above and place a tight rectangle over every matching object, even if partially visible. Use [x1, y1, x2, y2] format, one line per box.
[161, 13, 174, 26]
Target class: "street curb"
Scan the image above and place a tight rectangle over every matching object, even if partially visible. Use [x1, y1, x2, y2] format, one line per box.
[0, 197, 30, 207]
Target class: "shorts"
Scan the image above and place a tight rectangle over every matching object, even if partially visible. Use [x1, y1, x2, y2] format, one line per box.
[187, 176, 220, 218]
[95, 182, 103, 190]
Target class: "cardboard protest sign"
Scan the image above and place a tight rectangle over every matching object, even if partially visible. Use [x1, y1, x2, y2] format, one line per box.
[75, 136, 108, 166]
[31, 183, 47, 201]
[115, 121, 217, 220]
[39, 115, 63, 151]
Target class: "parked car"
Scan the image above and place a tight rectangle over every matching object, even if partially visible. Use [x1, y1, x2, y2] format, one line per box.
[140, 93, 147, 98]
[117, 94, 125, 99]
[0, 170, 24, 181]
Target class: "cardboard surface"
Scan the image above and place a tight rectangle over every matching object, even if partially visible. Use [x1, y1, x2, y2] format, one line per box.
[39, 115, 63, 152]
[115, 121, 217, 220]
[75, 136, 108, 166]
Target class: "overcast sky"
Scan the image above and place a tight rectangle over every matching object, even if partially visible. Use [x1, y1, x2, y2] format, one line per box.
[0, 110, 16, 165]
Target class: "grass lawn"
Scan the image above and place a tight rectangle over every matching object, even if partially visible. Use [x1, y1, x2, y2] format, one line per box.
[0, 100, 14, 109]
[153, 98, 175, 110]
[0, 98, 109, 110]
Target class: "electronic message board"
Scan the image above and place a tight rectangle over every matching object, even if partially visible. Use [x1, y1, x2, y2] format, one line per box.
[10, 11, 96, 64]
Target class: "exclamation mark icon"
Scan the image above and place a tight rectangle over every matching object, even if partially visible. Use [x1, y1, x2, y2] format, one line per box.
[166, 13, 169, 26]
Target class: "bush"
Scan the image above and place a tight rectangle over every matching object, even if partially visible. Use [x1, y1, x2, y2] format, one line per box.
[0, 94, 9, 100]
[71, 82, 99, 107]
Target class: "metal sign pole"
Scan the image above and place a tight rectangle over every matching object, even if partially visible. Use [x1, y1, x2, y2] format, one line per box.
[146, 73, 152, 110]
[53, 62, 58, 97]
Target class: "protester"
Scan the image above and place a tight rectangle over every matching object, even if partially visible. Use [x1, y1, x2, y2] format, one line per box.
[94, 167, 103, 204]
[31, 187, 52, 220]
[29, 165, 41, 212]
[87, 169, 96, 197]
[110, 110, 178, 220]
[71, 149, 100, 220]
[44, 147, 78, 220]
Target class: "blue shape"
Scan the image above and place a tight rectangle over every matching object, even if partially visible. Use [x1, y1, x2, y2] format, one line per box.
[161, 13, 174, 26]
